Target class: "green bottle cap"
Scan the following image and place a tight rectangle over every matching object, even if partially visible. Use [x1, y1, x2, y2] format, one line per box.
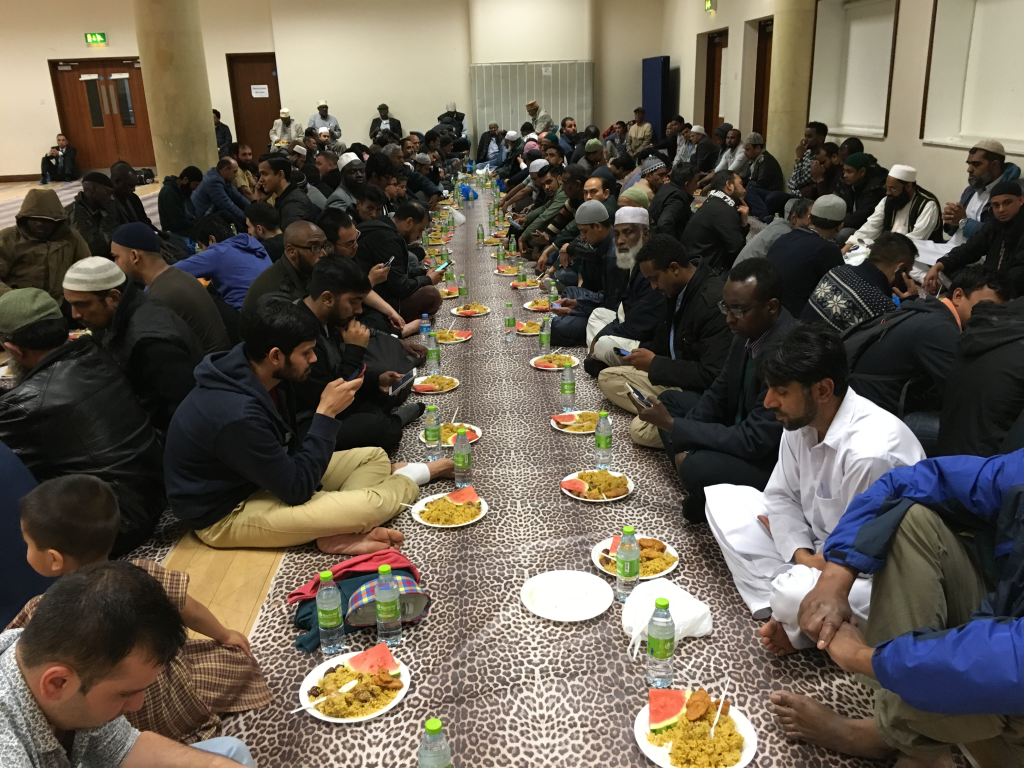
[460, 273, 465, 277]
[425, 718, 443, 735]
[427, 404, 436, 411]
[319, 570, 333, 582]
[378, 564, 391, 575]
[564, 363, 572, 368]
[457, 427, 467, 434]
[429, 331, 437, 337]
[655, 597, 669, 610]
[506, 302, 512, 306]
[599, 410, 609, 417]
[623, 525, 635, 535]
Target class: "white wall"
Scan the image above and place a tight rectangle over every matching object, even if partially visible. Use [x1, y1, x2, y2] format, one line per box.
[468, 0, 593, 64]
[592, 0, 665, 129]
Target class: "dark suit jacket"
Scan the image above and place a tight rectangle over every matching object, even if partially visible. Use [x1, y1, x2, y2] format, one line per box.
[370, 117, 403, 139]
[670, 309, 795, 465]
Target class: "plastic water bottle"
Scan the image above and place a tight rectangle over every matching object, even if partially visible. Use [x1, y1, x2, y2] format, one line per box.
[517, 260, 527, 286]
[444, 262, 455, 284]
[504, 302, 515, 343]
[477, 224, 485, 249]
[646, 597, 675, 688]
[457, 274, 468, 300]
[417, 718, 453, 768]
[419, 314, 431, 344]
[316, 571, 345, 655]
[453, 428, 472, 488]
[375, 564, 403, 647]
[615, 526, 640, 603]
[560, 363, 576, 413]
[539, 317, 551, 354]
[424, 404, 442, 461]
[595, 411, 613, 469]
[426, 332, 441, 375]
[548, 277, 560, 304]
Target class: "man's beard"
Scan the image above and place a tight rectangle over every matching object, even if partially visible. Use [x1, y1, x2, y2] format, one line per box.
[5, 358, 27, 385]
[970, 172, 994, 191]
[616, 242, 642, 270]
[776, 397, 818, 431]
[275, 359, 311, 382]
[884, 189, 911, 216]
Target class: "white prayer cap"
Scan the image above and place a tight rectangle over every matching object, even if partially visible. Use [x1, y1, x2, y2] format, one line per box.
[63, 257, 126, 292]
[615, 207, 650, 227]
[316, 99, 328, 107]
[291, 145, 307, 157]
[279, 107, 290, 117]
[317, 127, 330, 136]
[338, 152, 360, 169]
[505, 130, 520, 142]
[526, 132, 539, 141]
[446, 101, 457, 112]
[529, 159, 547, 173]
[690, 124, 706, 135]
[889, 164, 917, 183]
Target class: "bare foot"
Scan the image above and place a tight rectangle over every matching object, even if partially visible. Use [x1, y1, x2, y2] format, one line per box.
[759, 617, 798, 656]
[426, 458, 455, 480]
[317, 527, 405, 555]
[392, 462, 408, 472]
[770, 691, 893, 759]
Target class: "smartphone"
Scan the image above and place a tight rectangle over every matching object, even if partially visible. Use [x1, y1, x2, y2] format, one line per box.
[345, 364, 366, 382]
[434, 260, 452, 273]
[388, 370, 416, 396]
[382, 255, 396, 269]
[614, 347, 631, 357]
[628, 386, 653, 410]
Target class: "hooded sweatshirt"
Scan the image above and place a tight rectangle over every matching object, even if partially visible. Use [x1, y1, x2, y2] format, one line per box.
[174, 233, 272, 309]
[0, 188, 91, 301]
[938, 298, 1024, 457]
[157, 175, 197, 237]
[164, 344, 341, 529]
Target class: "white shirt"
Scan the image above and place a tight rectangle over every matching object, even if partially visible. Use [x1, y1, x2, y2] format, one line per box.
[763, 390, 925, 562]
[949, 179, 998, 247]
[714, 145, 750, 177]
[849, 192, 940, 248]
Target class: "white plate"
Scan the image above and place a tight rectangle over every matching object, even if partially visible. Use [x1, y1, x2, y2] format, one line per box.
[590, 537, 680, 581]
[520, 570, 614, 622]
[439, 289, 460, 300]
[412, 376, 460, 394]
[493, 268, 520, 276]
[515, 324, 541, 336]
[634, 702, 757, 768]
[436, 332, 473, 345]
[550, 411, 598, 435]
[524, 300, 555, 312]
[450, 305, 491, 317]
[410, 491, 489, 528]
[530, 355, 580, 370]
[417, 423, 483, 447]
[298, 653, 412, 724]
[510, 280, 540, 291]
[560, 471, 635, 503]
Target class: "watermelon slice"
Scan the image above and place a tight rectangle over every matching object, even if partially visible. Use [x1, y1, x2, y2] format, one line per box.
[515, 322, 526, 330]
[458, 310, 478, 316]
[551, 413, 577, 424]
[454, 330, 473, 339]
[608, 534, 621, 554]
[649, 688, 687, 733]
[413, 384, 436, 393]
[345, 642, 401, 677]
[446, 486, 479, 504]
[445, 430, 478, 445]
[534, 361, 557, 369]
[560, 478, 588, 494]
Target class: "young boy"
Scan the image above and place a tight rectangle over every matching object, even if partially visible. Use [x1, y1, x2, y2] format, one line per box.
[9, 474, 273, 743]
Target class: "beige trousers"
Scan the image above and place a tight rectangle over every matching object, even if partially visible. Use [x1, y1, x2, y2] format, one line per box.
[596, 367, 679, 448]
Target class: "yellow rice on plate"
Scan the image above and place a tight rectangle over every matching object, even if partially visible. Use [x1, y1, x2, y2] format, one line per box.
[536, 353, 576, 368]
[527, 299, 551, 310]
[438, 422, 476, 442]
[309, 668, 402, 719]
[556, 411, 599, 432]
[420, 498, 483, 525]
[456, 302, 490, 313]
[418, 375, 458, 391]
[576, 469, 628, 495]
[601, 549, 677, 577]
[518, 321, 541, 333]
[647, 706, 743, 768]
[435, 330, 469, 343]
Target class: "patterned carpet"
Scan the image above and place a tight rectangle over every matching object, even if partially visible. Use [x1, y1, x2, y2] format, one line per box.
[217, 190, 904, 768]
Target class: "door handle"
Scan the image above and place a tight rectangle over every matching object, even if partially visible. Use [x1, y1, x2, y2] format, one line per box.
[109, 84, 119, 115]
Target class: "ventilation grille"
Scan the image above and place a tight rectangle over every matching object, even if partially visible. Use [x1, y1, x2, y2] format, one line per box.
[470, 61, 594, 137]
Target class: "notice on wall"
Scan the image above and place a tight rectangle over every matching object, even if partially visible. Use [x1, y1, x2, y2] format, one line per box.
[542, 66, 552, 76]
[251, 85, 269, 98]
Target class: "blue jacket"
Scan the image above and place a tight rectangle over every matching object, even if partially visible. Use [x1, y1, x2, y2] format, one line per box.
[952, 163, 1021, 239]
[824, 450, 1024, 714]
[174, 234, 271, 309]
[191, 167, 250, 228]
[164, 344, 341, 529]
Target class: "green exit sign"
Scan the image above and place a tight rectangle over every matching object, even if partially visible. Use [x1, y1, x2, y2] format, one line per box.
[705, 0, 717, 11]
[84, 32, 107, 45]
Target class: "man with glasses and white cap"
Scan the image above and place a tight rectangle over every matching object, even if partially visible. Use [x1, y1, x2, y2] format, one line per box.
[308, 100, 342, 141]
[845, 164, 943, 250]
[270, 108, 303, 146]
[942, 139, 1022, 247]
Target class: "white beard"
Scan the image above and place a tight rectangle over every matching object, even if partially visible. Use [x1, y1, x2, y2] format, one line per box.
[616, 242, 642, 270]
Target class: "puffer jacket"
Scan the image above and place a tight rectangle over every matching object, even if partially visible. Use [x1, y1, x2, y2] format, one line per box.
[0, 188, 91, 302]
[0, 338, 165, 541]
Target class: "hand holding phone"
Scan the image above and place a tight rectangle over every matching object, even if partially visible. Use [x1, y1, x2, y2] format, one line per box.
[625, 386, 652, 410]
[388, 370, 416, 396]
[434, 260, 451, 273]
[345, 364, 367, 382]
[614, 347, 631, 357]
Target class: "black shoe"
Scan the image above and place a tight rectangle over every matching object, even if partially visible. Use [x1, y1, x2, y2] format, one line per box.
[394, 402, 426, 427]
[583, 357, 608, 379]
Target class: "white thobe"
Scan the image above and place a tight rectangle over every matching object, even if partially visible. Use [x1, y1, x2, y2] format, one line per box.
[705, 390, 926, 648]
[714, 146, 750, 178]
[585, 306, 638, 366]
[849, 193, 941, 248]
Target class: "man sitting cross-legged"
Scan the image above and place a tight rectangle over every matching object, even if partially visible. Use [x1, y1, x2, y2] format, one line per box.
[165, 298, 452, 554]
[771, 449, 1024, 768]
[705, 324, 924, 656]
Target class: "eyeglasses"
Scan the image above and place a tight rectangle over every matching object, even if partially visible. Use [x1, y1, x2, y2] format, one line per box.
[718, 300, 763, 318]
[295, 242, 328, 254]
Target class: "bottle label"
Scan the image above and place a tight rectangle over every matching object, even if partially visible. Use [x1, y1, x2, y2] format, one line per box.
[318, 606, 342, 629]
[648, 635, 675, 660]
[427, 349, 441, 361]
[539, 332, 551, 345]
[617, 556, 639, 579]
[424, 427, 440, 442]
[596, 434, 612, 450]
[376, 597, 400, 622]
[561, 382, 576, 395]
[505, 317, 515, 329]
[459, 287, 468, 296]
[454, 452, 471, 469]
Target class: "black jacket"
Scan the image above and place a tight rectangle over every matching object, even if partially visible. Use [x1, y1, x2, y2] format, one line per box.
[591, 260, 667, 346]
[940, 211, 1024, 296]
[96, 283, 205, 433]
[370, 116, 403, 139]
[692, 135, 719, 174]
[215, 122, 232, 157]
[670, 310, 795, 465]
[157, 176, 198, 238]
[837, 162, 888, 231]
[642, 258, 731, 391]
[476, 131, 502, 163]
[681, 193, 749, 272]
[114, 191, 152, 228]
[0, 339, 165, 540]
[938, 298, 1024, 457]
[847, 297, 960, 416]
[164, 344, 341, 529]
[274, 183, 320, 231]
[316, 167, 341, 196]
[747, 150, 784, 193]
[240, 254, 308, 335]
[648, 183, 692, 241]
[65, 192, 120, 256]
[766, 227, 844, 317]
[436, 111, 465, 136]
[355, 217, 430, 306]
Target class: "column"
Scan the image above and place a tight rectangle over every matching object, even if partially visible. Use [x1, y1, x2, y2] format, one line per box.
[132, 0, 218, 177]
[765, 0, 817, 184]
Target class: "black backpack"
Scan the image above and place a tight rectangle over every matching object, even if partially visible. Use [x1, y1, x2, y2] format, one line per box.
[841, 306, 926, 417]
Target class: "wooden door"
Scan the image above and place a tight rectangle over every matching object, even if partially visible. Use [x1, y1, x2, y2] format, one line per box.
[703, 31, 728, 132]
[226, 53, 281, 155]
[49, 58, 155, 170]
[752, 19, 773, 138]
